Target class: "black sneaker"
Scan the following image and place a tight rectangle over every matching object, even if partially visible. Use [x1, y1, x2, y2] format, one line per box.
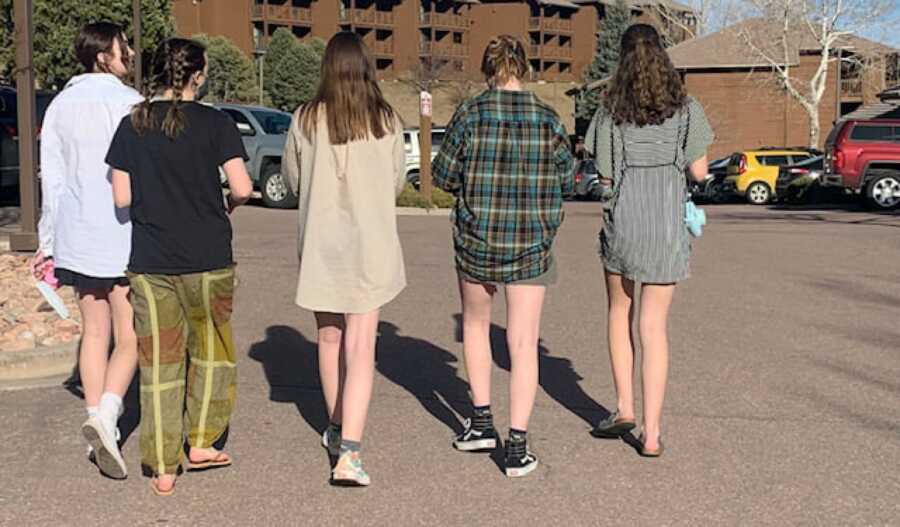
[505, 439, 539, 478]
[452, 419, 499, 452]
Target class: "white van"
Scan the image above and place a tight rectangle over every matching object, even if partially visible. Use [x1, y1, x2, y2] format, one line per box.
[403, 127, 446, 189]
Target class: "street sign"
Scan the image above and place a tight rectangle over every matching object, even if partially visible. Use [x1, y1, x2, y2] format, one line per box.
[420, 90, 432, 117]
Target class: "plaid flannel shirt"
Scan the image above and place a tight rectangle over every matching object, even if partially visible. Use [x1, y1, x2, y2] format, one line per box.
[432, 89, 575, 283]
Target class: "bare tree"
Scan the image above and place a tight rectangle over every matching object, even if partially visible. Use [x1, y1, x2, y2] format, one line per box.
[445, 79, 480, 108]
[645, 0, 747, 40]
[739, 0, 895, 147]
[398, 57, 449, 94]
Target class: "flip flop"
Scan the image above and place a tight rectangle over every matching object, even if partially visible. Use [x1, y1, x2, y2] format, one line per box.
[639, 437, 664, 458]
[185, 451, 232, 471]
[590, 411, 636, 438]
[150, 477, 176, 497]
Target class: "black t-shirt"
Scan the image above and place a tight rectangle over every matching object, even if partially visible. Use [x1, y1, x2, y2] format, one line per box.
[106, 101, 248, 274]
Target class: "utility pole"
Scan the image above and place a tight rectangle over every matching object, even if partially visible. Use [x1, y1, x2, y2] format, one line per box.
[254, 48, 267, 105]
[133, 0, 142, 91]
[10, 0, 37, 252]
[419, 90, 433, 202]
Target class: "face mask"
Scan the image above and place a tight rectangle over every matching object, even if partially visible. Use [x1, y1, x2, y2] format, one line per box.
[197, 79, 209, 101]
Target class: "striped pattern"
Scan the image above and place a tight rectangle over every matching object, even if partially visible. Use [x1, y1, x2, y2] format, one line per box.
[129, 269, 237, 475]
[433, 89, 575, 283]
[586, 98, 714, 284]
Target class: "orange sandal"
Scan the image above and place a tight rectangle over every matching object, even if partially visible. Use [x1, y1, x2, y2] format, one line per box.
[185, 451, 232, 472]
[150, 476, 176, 497]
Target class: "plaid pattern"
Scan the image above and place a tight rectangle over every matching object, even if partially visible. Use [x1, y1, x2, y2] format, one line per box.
[432, 89, 574, 283]
[129, 268, 237, 476]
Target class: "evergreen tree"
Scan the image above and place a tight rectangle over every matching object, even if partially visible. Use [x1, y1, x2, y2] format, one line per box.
[269, 40, 322, 112]
[577, 0, 631, 121]
[262, 28, 296, 96]
[0, 0, 174, 89]
[193, 34, 257, 103]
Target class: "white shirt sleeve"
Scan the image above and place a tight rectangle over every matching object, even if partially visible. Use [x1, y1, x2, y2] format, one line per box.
[37, 103, 64, 257]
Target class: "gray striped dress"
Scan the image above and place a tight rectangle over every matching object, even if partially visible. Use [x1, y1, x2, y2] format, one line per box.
[585, 97, 713, 284]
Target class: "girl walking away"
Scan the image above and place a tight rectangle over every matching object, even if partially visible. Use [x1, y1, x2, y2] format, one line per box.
[283, 32, 406, 487]
[433, 35, 575, 478]
[585, 24, 713, 457]
[33, 22, 142, 480]
[107, 38, 253, 496]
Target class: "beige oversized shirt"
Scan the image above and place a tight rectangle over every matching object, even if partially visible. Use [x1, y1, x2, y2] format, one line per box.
[284, 108, 407, 314]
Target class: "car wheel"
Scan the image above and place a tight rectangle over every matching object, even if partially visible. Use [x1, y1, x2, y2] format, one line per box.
[865, 171, 900, 211]
[407, 171, 420, 190]
[708, 181, 729, 204]
[259, 163, 298, 209]
[746, 182, 771, 205]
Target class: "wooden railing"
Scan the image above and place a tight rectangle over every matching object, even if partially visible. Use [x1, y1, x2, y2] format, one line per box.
[250, 4, 313, 24]
[841, 78, 864, 98]
[528, 17, 573, 33]
[340, 8, 395, 26]
[419, 41, 468, 57]
[420, 12, 468, 29]
[371, 40, 394, 55]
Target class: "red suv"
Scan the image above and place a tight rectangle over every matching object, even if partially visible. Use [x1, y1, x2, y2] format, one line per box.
[823, 119, 900, 210]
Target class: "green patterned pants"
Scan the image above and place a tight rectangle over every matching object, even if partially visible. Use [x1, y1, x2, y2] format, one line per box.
[128, 268, 237, 476]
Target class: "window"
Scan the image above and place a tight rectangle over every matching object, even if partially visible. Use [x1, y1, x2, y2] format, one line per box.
[788, 154, 814, 165]
[758, 155, 790, 166]
[222, 109, 256, 136]
[849, 125, 893, 142]
[250, 111, 292, 135]
[432, 131, 445, 149]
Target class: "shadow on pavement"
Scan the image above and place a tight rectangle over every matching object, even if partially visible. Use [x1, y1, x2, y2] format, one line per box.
[247, 325, 328, 436]
[376, 321, 471, 435]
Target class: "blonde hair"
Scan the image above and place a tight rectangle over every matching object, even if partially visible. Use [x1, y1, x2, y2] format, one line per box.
[481, 35, 528, 88]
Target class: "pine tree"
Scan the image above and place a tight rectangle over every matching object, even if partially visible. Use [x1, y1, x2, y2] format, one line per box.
[192, 34, 257, 103]
[576, 0, 631, 121]
[269, 40, 323, 112]
[262, 27, 296, 96]
[0, 0, 174, 89]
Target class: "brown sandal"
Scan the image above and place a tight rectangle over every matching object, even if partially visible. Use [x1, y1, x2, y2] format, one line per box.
[638, 436, 664, 458]
[185, 451, 232, 472]
[150, 476, 176, 497]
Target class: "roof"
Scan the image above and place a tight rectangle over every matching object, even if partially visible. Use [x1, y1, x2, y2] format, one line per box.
[572, 0, 694, 13]
[668, 18, 898, 70]
[537, 0, 579, 7]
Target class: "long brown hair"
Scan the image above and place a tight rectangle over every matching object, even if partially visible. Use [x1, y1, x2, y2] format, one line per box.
[481, 35, 528, 88]
[130, 38, 207, 139]
[604, 24, 686, 126]
[74, 22, 127, 74]
[299, 32, 398, 144]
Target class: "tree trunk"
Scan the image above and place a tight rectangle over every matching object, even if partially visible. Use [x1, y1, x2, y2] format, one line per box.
[806, 105, 820, 149]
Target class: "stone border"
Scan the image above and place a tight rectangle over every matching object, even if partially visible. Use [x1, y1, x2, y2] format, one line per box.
[0, 342, 78, 382]
[396, 207, 451, 217]
[0, 233, 10, 252]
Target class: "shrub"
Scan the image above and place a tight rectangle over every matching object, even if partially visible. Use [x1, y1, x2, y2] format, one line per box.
[396, 184, 455, 209]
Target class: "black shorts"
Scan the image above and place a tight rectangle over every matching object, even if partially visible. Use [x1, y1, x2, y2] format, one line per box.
[55, 268, 129, 292]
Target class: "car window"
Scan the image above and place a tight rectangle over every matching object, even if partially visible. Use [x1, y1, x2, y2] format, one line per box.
[250, 110, 291, 135]
[788, 154, 813, 164]
[849, 124, 893, 142]
[222, 109, 255, 136]
[431, 131, 444, 150]
[403, 132, 413, 153]
[758, 155, 790, 166]
[581, 160, 597, 174]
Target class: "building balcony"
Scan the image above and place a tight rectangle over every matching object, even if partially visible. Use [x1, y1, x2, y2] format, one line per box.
[251, 4, 313, 25]
[528, 17, 573, 34]
[419, 12, 469, 30]
[340, 8, 395, 27]
[526, 45, 573, 60]
[370, 40, 394, 56]
[419, 41, 468, 58]
[841, 77, 864, 98]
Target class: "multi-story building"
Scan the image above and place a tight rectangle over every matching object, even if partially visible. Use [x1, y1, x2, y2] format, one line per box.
[172, 0, 696, 82]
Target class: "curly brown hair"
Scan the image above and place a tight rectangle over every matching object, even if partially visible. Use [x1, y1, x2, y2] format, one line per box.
[604, 24, 686, 126]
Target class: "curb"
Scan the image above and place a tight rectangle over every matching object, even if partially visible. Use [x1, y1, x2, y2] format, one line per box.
[396, 207, 451, 217]
[0, 233, 9, 252]
[0, 342, 78, 382]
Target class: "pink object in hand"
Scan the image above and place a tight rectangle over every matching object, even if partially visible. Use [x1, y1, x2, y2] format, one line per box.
[41, 260, 59, 289]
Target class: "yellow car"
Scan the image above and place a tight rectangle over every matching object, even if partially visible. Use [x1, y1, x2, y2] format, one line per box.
[724, 149, 819, 204]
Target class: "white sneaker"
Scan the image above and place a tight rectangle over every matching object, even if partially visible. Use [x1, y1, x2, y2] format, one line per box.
[82, 416, 127, 479]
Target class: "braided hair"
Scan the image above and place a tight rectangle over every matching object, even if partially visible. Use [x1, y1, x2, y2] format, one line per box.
[130, 38, 207, 139]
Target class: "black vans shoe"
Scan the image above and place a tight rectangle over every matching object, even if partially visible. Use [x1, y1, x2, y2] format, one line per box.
[504, 438, 538, 478]
[452, 419, 499, 452]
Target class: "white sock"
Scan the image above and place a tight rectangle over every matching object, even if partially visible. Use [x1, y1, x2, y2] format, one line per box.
[98, 392, 123, 432]
[86, 406, 99, 419]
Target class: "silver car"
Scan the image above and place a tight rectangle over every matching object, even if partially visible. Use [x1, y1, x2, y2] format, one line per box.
[215, 104, 296, 208]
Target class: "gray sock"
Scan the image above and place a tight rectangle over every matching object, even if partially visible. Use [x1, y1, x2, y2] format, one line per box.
[339, 439, 361, 456]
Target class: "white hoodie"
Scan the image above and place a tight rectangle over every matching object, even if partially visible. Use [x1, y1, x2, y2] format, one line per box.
[38, 73, 142, 277]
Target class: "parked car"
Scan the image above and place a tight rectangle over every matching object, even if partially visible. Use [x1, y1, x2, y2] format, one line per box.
[0, 86, 56, 199]
[402, 127, 445, 188]
[690, 155, 732, 203]
[573, 159, 600, 199]
[775, 155, 824, 202]
[214, 103, 296, 208]
[723, 148, 819, 204]
[822, 119, 900, 210]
